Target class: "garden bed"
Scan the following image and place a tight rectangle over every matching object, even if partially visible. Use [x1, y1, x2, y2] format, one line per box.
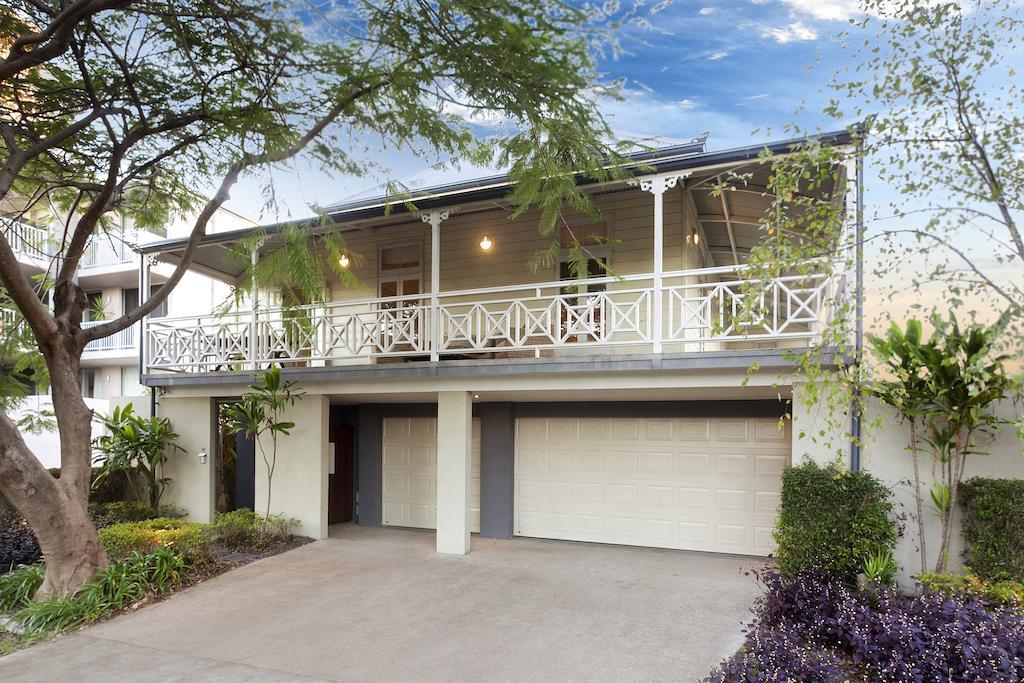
[707, 568, 1024, 681]
[0, 508, 311, 657]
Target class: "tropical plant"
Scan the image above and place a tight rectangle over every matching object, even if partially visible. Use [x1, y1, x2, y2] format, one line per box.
[871, 316, 1011, 574]
[916, 316, 1012, 573]
[862, 548, 899, 587]
[868, 320, 932, 573]
[223, 368, 303, 526]
[92, 404, 184, 510]
[0, 0, 648, 597]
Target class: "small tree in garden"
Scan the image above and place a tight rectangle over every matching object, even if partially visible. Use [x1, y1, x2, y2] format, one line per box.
[224, 368, 303, 526]
[869, 320, 932, 574]
[869, 316, 1012, 573]
[92, 404, 184, 510]
[917, 317, 1012, 573]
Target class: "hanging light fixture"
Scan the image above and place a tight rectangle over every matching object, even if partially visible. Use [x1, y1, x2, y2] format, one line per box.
[479, 235, 493, 251]
[338, 253, 351, 268]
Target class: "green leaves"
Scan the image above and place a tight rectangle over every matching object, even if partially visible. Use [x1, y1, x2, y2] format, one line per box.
[92, 403, 184, 509]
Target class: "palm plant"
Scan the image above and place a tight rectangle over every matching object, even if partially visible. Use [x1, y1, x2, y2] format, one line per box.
[92, 404, 184, 510]
[223, 368, 303, 526]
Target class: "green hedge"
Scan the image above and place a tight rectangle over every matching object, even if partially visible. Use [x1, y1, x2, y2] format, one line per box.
[959, 477, 1024, 582]
[773, 462, 897, 583]
[98, 519, 209, 563]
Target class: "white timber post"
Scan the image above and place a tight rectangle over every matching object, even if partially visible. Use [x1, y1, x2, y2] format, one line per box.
[636, 172, 690, 353]
[436, 390, 472, 554]
[249, 240, 264, 371]
[421, 210, 450, 361]
[138, 255, 153, 376]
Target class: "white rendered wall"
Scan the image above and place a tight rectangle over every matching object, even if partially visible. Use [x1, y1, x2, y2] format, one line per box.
[254, 395, 329, 540]
[159, 396, 216, 523]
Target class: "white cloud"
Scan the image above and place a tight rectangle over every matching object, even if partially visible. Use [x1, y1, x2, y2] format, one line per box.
[737, 93, 770, 106]
[698, 6, 717, 14]
[774, 0, 862, 21]
[760, 21, 819, 43]
[677, 98, 698, 109]
[707, 51, 730, 61]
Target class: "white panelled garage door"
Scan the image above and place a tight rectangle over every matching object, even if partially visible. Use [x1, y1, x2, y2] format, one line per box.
[514, 416, 789, 555]
[381, 417, 481, 532]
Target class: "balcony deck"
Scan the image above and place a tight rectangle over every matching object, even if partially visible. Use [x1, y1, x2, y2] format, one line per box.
[144, 264, 845, 376]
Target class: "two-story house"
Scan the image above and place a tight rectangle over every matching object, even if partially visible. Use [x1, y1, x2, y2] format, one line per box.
[141, 130, 859, 559]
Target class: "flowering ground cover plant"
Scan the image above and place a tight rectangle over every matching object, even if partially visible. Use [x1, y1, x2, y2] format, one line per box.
[707, 569, 1024, 682]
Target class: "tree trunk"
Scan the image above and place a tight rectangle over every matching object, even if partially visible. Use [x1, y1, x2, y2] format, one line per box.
[0, 410, 107, 597]
[909, 420, 927, 575]
[0, 327, 108, 597]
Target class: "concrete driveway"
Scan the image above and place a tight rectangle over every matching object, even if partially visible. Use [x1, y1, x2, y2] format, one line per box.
[0, 525, 762, 682]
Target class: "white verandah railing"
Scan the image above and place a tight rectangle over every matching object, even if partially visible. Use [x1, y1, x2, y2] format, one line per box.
[145, 264, 845, 374]
[82, 320, 139, 352]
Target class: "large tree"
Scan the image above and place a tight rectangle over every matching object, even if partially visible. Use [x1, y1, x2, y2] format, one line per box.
[732, 0, 1024, 439]
[0, 0, 637, 596]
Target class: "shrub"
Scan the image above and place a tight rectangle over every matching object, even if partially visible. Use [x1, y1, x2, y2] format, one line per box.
[0, 517, 41, 573]
[0, 564, 44, 611]
[959, 477, 1024, 583]
[98, 518, 209, 562]
[773, 462, 897, 584]
[11, 548, 187, 634]
[89, 501, 181, 528]
[207, 509, 292, 551]
[919, 572, 1024, 609]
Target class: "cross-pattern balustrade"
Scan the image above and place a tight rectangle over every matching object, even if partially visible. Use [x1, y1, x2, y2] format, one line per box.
[145, 265, 844, 373]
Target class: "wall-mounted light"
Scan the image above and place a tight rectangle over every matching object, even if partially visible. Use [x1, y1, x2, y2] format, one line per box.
[473, 394, 480, 399]
[338, 253, 351, 269]
[693, 232, 700, 245]
[479, 236, 493, 252]
[198, 448, 208, 465]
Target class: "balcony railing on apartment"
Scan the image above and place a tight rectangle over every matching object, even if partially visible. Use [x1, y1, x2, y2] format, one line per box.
[145, 264, 846, 374]
[79, 237, 136, 269]
[82, 320, 139, 353]
[3, 218, 139, 268]
[2, 217, 51, 261]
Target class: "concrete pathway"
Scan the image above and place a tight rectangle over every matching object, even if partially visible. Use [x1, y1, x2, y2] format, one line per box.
[0, 525, 762, 682]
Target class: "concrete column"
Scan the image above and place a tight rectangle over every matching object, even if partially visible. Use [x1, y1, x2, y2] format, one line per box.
[159, 396, 216, 524]
[356, 405, 383, 527]
[480, 403, 514, 539]
[436, 391, 473, 554]
[255, 394, 330, 540]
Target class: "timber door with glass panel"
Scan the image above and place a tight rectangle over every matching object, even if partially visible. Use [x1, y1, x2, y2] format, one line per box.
[558, 223, 609, 342]
[377, 242, 424, 354]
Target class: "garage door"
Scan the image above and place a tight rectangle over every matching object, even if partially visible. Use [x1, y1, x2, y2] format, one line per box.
[381, 417, 481, 532]
[514, 416, 789, 555]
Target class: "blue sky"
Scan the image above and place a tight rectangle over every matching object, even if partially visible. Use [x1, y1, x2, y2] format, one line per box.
[224, 0, 861, 221]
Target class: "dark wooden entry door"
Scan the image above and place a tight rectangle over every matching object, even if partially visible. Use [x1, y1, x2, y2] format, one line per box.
[328, 424, 354, 523]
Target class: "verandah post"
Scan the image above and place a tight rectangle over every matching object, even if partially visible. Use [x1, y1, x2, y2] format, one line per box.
[636, 172, 690, 353]
[421, 210, 450, 361]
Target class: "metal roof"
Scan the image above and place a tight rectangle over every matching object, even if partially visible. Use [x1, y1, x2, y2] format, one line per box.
[139, 129, 854, 282]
